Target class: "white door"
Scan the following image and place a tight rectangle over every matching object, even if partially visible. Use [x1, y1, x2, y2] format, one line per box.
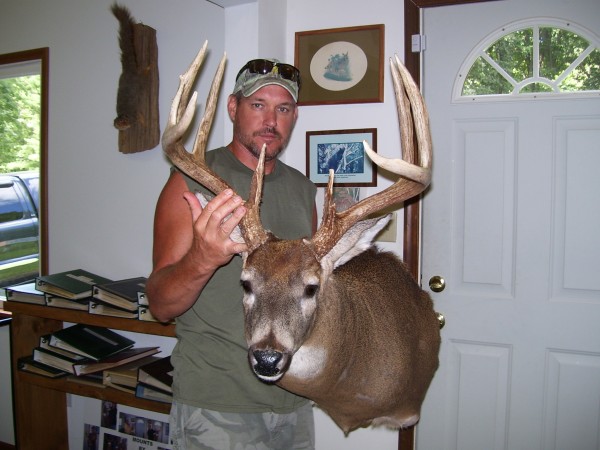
[418, 1, 600, 449]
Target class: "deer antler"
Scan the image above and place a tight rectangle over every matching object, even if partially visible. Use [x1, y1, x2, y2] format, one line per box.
[164, 46, 431, 257]
[162, 41, 269, 250]
[311, 54, 432, 258]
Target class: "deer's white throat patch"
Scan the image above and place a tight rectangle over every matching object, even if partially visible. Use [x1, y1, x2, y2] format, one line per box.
[286, 345, 327, 380]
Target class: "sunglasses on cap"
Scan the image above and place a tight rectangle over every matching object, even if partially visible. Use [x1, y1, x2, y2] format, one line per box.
[236, 59, 301, 88]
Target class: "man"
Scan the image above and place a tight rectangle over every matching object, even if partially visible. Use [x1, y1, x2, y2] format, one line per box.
[146, 59, 317, 450]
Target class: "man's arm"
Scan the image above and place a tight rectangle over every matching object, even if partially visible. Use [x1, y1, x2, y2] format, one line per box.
[145, 171, 247, 322]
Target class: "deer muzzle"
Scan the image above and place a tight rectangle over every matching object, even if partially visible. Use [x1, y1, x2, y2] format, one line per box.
[250, 348, 290, 382]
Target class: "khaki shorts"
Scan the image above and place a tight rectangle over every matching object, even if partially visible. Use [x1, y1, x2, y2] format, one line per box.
[170, 401, 315, 450]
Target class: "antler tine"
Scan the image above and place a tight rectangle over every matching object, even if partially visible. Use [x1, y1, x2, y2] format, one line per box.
[240, 144, 270, 250]
[192, 49, 226, 163]
[393, 53, 415, 166]
[311, 55, 433, 258]
[177, 40, 208, 121]
[162, 41, 230, 195]
[392, 53, 432, 173]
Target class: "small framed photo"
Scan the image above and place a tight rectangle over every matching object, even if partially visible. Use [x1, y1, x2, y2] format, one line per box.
[306, 128, 377, 187]
[295, 24, 384, 106]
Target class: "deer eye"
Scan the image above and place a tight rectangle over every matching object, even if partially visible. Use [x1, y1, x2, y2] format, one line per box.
[304, 284, 319, 297]
[241, 280, 252, 294]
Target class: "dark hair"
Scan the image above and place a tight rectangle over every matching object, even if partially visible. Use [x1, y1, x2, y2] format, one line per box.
[232, 90, 244, 102]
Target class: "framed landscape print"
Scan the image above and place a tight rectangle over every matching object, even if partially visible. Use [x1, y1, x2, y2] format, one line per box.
[295, 24, 384, 105]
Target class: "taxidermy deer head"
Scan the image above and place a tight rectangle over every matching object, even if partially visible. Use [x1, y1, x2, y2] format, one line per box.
[162, 41, 441, 434]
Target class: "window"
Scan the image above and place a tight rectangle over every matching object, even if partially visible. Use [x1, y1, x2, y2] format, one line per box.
[0, 48, 48, 295]
[455, 18, 600, 101]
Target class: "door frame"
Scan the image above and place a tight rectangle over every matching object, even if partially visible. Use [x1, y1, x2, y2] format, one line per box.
[399, 1, 498, 448]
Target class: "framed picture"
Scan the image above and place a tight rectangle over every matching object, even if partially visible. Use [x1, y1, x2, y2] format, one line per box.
[306, 128, 377, 187]
[295, 24, 384, 106]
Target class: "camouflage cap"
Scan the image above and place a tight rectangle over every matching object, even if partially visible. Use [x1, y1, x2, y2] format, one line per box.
[233, 59, 300, 102]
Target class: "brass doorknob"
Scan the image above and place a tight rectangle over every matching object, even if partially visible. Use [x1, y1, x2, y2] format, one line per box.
[429, 275, 445, 293]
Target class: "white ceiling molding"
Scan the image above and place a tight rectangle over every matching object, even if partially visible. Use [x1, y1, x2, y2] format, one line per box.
[206, 0, 256, 8]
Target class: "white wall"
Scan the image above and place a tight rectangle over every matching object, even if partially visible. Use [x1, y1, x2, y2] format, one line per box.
[1, 0, 407, 448]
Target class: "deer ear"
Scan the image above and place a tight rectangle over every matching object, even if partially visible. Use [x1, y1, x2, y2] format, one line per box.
[229, 226, 245, 245]
[320, 214, 391, 270]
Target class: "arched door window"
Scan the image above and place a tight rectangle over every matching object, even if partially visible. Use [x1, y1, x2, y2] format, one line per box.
[455, 18, 600, 101]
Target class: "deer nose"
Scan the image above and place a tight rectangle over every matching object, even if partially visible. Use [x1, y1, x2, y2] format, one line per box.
[252, 349, 283, 377]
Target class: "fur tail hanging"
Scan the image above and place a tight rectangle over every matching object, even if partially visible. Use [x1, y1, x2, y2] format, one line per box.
[111, 3, 140, 130]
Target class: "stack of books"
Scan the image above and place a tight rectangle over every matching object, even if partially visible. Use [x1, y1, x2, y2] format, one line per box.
[18, 323, 160, 380]
[4, 269, 150, 320]
[90, 276, 148, 319]
[135, 355, 173, 403]
[36, 269, 114, 311]
[101, 355, 173, 404]
[17, 322, 173, 404]
[101, 355, 162, 393]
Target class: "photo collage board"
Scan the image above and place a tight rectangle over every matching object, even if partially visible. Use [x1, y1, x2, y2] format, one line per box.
[82, 401, 172, 450]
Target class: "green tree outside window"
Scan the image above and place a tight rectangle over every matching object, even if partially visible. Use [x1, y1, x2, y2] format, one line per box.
[0, 75, 41, 172]
[459, 20, 600, 98]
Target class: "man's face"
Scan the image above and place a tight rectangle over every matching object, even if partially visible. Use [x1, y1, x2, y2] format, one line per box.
[229, 84, 298, 161]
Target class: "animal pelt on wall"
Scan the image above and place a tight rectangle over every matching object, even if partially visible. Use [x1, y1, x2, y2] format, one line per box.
[111, 3, 141, 130]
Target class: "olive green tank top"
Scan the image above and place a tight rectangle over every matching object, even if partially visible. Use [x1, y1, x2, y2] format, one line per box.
[172, 147, 316, 413]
